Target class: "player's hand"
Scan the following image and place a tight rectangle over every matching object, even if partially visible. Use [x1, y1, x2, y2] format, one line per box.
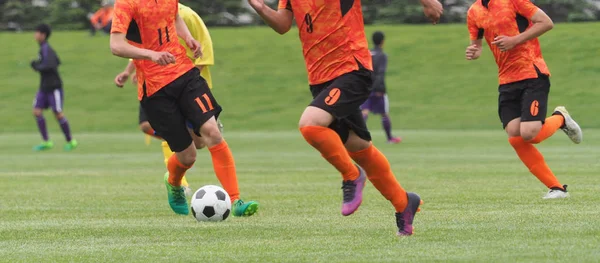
[131, 72, 138, 84]
[247, 0, 265, 11]
[114, 72, 129, 88]
[491, 35, 518, 52]
[150, 51, 176, 65]
[420, 0, 443, 24]
[465, 45, 481, 60]
[185, 37, 202, 59]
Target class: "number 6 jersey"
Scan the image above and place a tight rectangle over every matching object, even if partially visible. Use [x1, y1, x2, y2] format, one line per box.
[111, 0, 194, 100]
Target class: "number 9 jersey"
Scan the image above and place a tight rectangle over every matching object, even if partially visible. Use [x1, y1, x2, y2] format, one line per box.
[111, 0, 194, 101]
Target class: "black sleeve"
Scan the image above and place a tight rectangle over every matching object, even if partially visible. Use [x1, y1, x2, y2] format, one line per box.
[32, 45, 60, 72]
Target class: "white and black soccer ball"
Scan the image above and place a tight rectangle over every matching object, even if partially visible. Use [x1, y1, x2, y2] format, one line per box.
[190, 185, 231, 222]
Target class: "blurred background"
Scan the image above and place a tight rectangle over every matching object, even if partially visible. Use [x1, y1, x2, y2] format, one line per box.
[1, 0, 600, 31]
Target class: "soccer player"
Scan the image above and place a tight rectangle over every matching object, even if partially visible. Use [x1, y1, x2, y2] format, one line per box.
[466, 0, 582, 199]
[114, 3, 218, 197]
[31, 24, 78, 152]
[110, 0, 258, 216]
[361, 31, 402, 144]
[248, 0, 443, 236]
[89, 1, 114, 36]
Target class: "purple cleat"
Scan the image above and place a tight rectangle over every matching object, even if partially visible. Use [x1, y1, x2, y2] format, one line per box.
[396, 192, 422, 236]
[341, 165, 366, 216]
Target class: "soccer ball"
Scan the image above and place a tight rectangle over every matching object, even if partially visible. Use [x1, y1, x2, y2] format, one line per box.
[190, 185, 231, 222]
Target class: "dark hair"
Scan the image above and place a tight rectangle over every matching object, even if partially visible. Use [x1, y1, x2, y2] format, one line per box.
[372, 31, 384, 46]
[35, 24, 52, 40]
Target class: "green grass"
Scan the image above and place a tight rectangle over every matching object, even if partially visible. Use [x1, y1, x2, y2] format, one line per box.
[1, 23, 600, 132]
[1, 130, 599, 262]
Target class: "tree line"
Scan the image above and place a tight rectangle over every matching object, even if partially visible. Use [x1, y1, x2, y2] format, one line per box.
[1, 0, 599, 30]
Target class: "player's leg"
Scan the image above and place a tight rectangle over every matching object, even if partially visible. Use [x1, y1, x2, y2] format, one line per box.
[344, 112, 419, 236]
[377, 94, 401, 144]
[48, 88, 77, 151]
[501, 80, 566, 199]
[360, 97, 371, 121]
[142, 83, 196, 215]
[299, 72, 373, 216]
[32, 91, 53, 151]
[180, 70, 258, 217]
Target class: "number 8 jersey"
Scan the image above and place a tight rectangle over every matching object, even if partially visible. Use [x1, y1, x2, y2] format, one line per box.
[111, 0, 194, 101]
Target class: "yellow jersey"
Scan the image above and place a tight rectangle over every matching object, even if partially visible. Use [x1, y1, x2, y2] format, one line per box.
[177, 3, 214, 89]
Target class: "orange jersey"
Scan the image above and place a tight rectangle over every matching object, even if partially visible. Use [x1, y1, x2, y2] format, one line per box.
[467, 0, 550, 85]
[111, 0, 193, 100]
[90, 7, 114, 27]
[278, 0, 373, 85]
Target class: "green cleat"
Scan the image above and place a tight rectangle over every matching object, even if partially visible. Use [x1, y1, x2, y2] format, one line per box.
[163, 172, 189, 215]
[33, 141, 54, 151]
[64, 139, 78, 151]
[232, 199, 259, 217]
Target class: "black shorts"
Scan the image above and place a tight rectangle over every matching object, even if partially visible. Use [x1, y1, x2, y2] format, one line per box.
[309, 68, 373, 142]
[141, 68, 222, 152]
[138, 104, 148, 124]
[498, 69, 550, 129]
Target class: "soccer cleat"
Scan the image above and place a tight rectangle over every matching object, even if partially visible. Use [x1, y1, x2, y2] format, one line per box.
[387, 137, 402, 144]
[543, 185, 570, 199]
[553, 106, 582, 144]
[163, 172, 189, 215]
[232, 199, 259, 217]
[396, 192, 422, 236]
[33, 141, 54, 151]
[64, 139, 78, 151]
[341, 165, 367, 216]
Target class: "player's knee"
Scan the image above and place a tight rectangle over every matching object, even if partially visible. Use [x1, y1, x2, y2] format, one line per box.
[298, 107, 334, 128]
[33, 109, 42, 117]
[520, 122, 542, 141]
[54, 112, 64, 119]
[200, 124, 223, 147]
[344, 132, 371, 152]
[139, 122, 153, 134]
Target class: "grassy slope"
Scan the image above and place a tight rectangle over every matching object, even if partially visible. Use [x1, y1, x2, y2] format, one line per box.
[1, 23, 599, 133]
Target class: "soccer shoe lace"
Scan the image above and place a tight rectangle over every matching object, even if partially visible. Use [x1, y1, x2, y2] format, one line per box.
[342, 180, 357, 202]
[171, 187, 187, 205]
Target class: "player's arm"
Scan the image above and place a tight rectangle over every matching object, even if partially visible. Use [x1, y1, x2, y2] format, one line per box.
[491, 0, 553, 51]
[114, 59, 136, 87]
[465, 10, 483, 60]
[176, 13, 202, 59]
[31, 46, 59, 72]
[248, 0, 293, 35]
[109, 0, 174, 65]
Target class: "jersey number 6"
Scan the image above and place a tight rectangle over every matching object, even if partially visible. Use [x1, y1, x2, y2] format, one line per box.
[157, 27, 170, 45]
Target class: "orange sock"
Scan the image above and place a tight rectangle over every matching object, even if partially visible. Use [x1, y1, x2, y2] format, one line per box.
[208, 140, 240, 202]
[509, 136, 562, 189]
[528, 115, 564, 144]
[300, 126, 359, 181]
[167, 154, 192, 187]
[349, 144, 408, 212]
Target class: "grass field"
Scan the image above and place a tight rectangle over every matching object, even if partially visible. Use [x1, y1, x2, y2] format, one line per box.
[1, 23, 600, 262]
[1, 23, 600, 132]
[1, 130, 599, 262]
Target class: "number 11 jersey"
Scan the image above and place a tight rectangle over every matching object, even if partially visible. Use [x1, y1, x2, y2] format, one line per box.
[111, 0, 194, 100]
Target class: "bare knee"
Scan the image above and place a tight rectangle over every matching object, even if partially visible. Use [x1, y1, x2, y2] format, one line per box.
[139, 121, 153, 134]
[361, 109, 370, 116]
[504, 118, 521, 137]
[33, 108, 42, 117]
[345, 132, 371, 152]
[520, 122, 542, 141]
[54, 112, 64, 119]
[175, 143, 197, 166]
[199, 118, 223, 147]
[299, 106, 334, 128]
